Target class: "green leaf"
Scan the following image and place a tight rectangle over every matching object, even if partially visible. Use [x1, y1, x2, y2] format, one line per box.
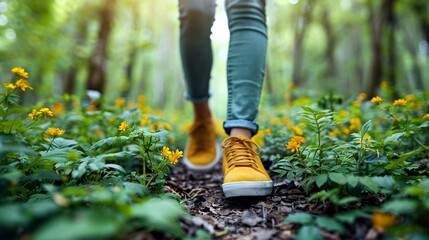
[372, 176, 395, 189]
[329, 173, 346, 185]
[382, 200, 419, 214]
[337, 196, 360, 206]
[315, 216, 345, 233]
[360, 120, 372, 137]
[316, 174, 328, 188]
[347, 176, 359, 188]
[34, 208, 123, 240]
[335, 210, 368, 224]
[105, 163, 126, 173]
[131, 198, 187, 238]
[91, 136, 128, 150]
[123, 182, 149, 196]
[383, 132, 404, 145]
[359, 177, 379, 193]
[0, 204, 29, 227]
[296, 226, 323, 240]
[283, 212, 314, 225]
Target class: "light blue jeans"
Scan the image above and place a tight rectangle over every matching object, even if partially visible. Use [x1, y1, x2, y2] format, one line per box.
[178, 0, 267, 136]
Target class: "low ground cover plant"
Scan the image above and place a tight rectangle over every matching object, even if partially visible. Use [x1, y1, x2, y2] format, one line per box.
[0, 68, 187, 239]
[259, 92, 429, 239]
[1, 67, 428, 239]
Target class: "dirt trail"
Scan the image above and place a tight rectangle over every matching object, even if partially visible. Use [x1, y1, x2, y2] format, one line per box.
[166, 163, 317, 240]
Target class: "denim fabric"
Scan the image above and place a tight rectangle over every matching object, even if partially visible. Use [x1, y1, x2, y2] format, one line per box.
[178, 0, 216, 102]
[178, 0, 267, 136]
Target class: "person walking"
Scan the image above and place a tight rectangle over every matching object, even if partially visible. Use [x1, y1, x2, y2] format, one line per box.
[178, 0, 272, 197]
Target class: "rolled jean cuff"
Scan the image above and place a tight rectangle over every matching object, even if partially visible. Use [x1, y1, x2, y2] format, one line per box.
[185, 93, 211, 103]
[223, 120, 259, 136]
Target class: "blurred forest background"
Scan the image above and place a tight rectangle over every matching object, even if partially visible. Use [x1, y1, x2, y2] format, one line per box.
[0, 0, 428, 117]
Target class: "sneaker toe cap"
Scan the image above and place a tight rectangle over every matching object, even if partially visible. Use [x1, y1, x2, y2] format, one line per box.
[224, 167, 271, 183]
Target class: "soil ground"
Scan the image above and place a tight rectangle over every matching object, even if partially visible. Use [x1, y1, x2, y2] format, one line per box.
[165, 162, 376, 240]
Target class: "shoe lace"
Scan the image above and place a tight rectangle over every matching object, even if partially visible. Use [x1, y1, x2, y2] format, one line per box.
[222, 136, 262, 172]
[189, 121, 214, 151]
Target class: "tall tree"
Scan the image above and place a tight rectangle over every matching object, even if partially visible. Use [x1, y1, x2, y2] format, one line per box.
[366, 0, 391, 97]
[87, 0, 117, 94]
[321, 6, 336, 81]
[291, 0, 315, 87]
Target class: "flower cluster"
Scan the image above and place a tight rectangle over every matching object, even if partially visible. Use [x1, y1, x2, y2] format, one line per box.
[285, 135, 305, 153]
[393, 98, 407, 106]
[4, 67, 33, 92]
[160, 146, 183, 164]
[28, 107, 54, 119]
[46, 127, 65, 137]
[371, 96, 382, 105]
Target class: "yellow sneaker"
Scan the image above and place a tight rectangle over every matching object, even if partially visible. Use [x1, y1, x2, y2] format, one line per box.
[222, 136, 273, 197]
[183, 118, 221, 172]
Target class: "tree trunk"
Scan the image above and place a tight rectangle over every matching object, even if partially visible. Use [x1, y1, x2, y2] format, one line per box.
[322, 8, 336, 80]
[402, 22, 424, 90]
[291, 0, 315, 88]
[121, 1, 141, 98]
[87, 0, 116, 94]
[411, 1, 429, 46]
[385, 0, 398, 98]
[366, 0, 390, 98]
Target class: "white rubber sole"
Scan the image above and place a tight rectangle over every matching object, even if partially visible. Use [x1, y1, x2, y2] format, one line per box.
[183, 141, 222, 172]
[222, 181, 273, 198]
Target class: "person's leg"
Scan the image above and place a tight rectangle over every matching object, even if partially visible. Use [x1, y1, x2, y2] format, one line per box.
[178, 0, 221, 171]
[222, 0, 272, 197]
[223, 0, 268, 137]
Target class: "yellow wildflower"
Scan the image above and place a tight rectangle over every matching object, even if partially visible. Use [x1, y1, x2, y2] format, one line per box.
[285, 136, 305, 153]
[169, 149, 183, 164]
[4, 83, 16, 90]
[115, 97, 125, 108]
[288, 125, 303, 136]
[118, 121, 129, 133]
[46, 127, 65, 137]
[140, 115, 151, 126]
[160, 146, 182, 164]
[28, 109, 41, 119]
[291, 135, 305, 144]
[405, 95, 415, 102]
[358, 93, 367, 101]
[15, 79, 33, 91]
[370, 96, 382, 105]
[161, 146, 172, 157]
[393, 99, 407, 106]
[52, 103, 65, 115]
[423, 113, 429, 120]
[352, 100, 361, 107]
[39, 108, 53, 118]
[410, 102, 422, 109]
[282, 116, 290, 125]
[157, 122, 172, 131]
[349, 118, 362, 131]
[328, 128, 339, 137]
[11, 67, 29, 78]
[271, 118, 281, 125]
[371, 211, 396, 232]
[286, 140, 300, 153]
[342, 127, 350, 135]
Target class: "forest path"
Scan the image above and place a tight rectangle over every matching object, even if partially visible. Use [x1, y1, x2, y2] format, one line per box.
[166, 163, 318, 240]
